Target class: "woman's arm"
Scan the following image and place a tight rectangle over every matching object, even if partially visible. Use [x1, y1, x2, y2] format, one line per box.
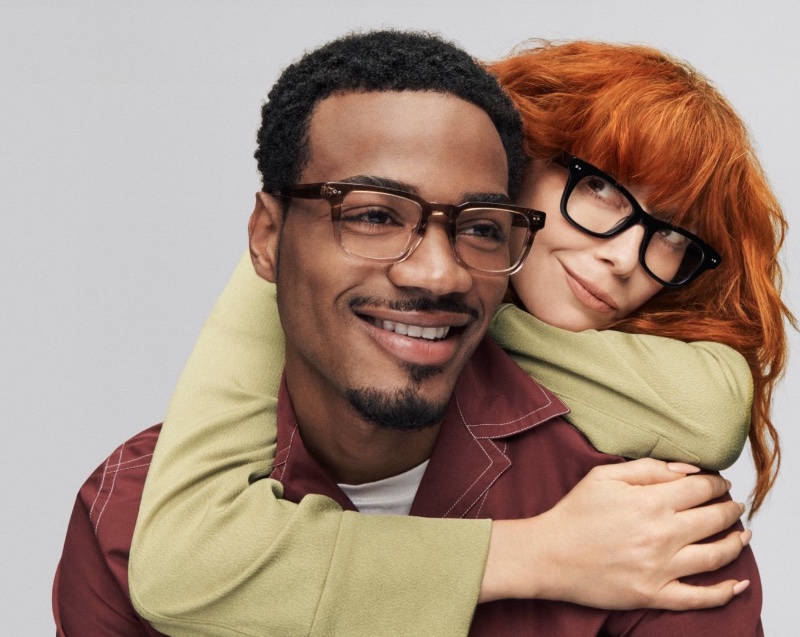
[129, 254, 489, 636]
[489, 303, 753, 470]
[130, 254, 750, 635]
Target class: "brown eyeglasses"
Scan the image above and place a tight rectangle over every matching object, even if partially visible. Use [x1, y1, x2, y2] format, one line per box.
[277, 182, 545, 275]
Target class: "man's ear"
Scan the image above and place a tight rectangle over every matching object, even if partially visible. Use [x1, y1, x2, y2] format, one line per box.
[248, 191, 283, 283]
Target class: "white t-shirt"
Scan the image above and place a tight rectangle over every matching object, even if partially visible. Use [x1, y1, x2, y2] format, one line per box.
[338, 460, 429, 515]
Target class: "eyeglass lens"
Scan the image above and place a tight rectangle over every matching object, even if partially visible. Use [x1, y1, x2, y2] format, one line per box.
[565, 174, 704, 284]
[336, 189, 530, 273]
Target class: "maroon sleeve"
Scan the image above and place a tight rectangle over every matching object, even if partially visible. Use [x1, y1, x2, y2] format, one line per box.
[53, 425, 165, 637]
[605, 516, 763, 636]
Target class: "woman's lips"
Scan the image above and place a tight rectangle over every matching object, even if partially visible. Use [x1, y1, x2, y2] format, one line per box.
[564, 268, 616, 312]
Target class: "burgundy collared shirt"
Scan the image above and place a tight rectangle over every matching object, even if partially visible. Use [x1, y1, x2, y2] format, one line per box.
[271, 337, 763, 636]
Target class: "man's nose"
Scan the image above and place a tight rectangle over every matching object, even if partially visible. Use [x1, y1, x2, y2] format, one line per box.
[594, 224, 644, 276]
[387, 220, 472, 296]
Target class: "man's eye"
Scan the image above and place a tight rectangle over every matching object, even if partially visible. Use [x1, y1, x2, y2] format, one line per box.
[341, 206, 401, 226]
[458, 221, 506, 243]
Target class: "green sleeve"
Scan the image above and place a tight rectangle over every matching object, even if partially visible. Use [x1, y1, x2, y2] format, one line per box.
[489, 304, 753, 470]
[130, 253, 489, 637]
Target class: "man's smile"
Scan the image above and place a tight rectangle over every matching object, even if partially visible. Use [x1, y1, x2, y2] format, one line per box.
[368, 319, 450, 341]
[352, 298, 476, 354]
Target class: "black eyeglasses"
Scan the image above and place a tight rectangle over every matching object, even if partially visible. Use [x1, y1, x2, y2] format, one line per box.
[554, 155, 722, 287]
[276, 182, 545, 275]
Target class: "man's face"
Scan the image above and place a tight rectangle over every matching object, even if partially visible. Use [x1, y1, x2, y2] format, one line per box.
[250, 91, 509, 432]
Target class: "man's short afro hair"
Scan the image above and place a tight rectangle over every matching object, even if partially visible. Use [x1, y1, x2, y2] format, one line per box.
[255, 30, 526, 199]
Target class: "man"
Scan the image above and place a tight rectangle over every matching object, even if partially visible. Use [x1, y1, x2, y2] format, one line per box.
[54, 31, 756, 635]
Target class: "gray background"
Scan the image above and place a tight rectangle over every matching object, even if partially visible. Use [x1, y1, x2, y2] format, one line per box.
[1, 1, 797, 634]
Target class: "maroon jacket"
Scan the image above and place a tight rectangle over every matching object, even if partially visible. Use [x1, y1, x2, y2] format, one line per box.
[54, 424, 165, 636]
[53, 338, 762, 635]
[272, 338, 763, 636]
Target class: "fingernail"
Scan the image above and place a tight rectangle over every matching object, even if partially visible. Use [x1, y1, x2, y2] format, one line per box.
[732, 580, 750, 596]
[741, 529, 752, 546]
[726, 479, 733, 490]
[738, 501, 746, 514]
[667, 462, 700, 474]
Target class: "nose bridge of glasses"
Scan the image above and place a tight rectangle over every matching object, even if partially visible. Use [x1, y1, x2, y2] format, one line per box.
[424, 203, 460, 221]
[414, 210, 458, 248]
[394, 213, 472, 288]
[413, 206, 460, 240]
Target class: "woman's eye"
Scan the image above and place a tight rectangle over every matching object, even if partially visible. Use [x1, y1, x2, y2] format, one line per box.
[586, 176, 609, 194]
[577, 175, 630, 213]
[586, 177, 622, 203]
[655, 228, 691, 250]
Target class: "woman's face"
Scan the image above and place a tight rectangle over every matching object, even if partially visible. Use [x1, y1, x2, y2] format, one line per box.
[511, 160, 663, 331]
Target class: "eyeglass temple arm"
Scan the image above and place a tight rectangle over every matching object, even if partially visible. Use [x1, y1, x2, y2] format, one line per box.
[276, 183, 327, 199]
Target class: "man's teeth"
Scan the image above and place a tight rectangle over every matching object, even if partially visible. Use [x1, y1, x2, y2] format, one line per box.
[372, 319, 449, 340]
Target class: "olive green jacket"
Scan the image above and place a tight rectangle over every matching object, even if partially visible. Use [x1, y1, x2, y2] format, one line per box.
[130, 254, 751, 637]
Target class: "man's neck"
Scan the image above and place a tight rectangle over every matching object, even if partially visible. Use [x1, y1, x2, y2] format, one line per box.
[297, 411, 441, 485]
[284, 373, 442, 484]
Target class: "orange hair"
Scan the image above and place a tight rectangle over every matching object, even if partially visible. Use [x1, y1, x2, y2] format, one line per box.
[490, 41, 794, 515]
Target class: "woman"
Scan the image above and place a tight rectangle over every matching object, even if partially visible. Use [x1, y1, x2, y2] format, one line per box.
[130, 41, 791, 634]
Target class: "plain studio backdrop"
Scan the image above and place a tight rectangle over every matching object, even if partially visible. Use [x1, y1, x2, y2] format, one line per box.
[2, 2, 798, 634]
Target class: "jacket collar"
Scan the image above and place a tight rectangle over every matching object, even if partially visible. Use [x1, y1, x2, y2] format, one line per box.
[410, 338, 569, 518]
[272, 337, 570, 518]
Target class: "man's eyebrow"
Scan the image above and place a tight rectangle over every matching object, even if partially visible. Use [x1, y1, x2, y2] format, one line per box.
[337, 177, 512, 206]
[339, 175, 420, 195]
[463, 192, 513, 206]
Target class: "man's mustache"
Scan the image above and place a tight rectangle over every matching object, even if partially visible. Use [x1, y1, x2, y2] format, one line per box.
[349, 295, 479, 319]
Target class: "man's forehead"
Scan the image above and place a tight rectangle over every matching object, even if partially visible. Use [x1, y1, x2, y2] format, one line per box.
[300, 91, 510, 201]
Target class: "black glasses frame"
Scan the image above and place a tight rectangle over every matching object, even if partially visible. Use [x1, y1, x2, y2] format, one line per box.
[554, 155, 722, 287]
[277, 182, 546, 275]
